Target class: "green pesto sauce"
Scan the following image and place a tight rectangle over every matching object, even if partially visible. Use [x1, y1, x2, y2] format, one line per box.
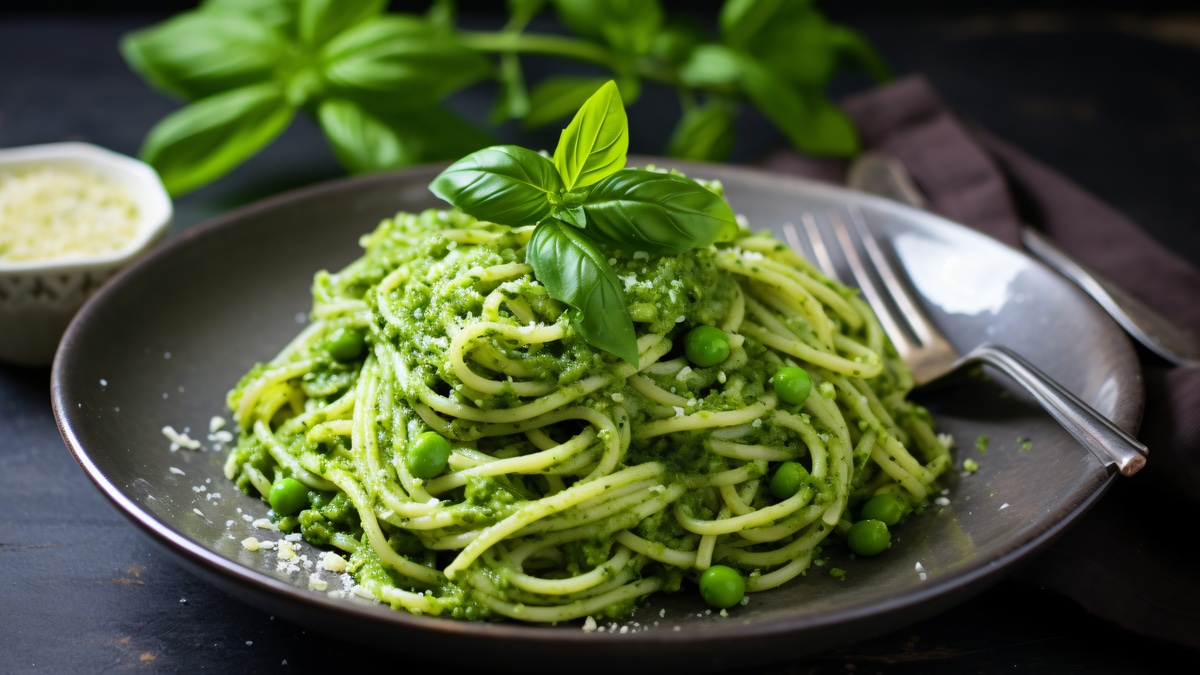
[224, 205, 935, 623]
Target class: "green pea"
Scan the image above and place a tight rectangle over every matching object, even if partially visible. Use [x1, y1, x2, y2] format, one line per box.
[769, 461, 810, 500]
[699, 565, 745, 609]
[860, 494, 905, 526]
[684, 325, 730, 367]
[846, 519, 891, 556]
[406, 431, 451, 479]
[327, 326, 366, 362]
[772, 366, 812, 406]
[268, 477, 309, 516]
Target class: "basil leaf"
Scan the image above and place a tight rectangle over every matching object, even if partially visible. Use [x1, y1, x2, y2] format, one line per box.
[527, 219, 639, 364]
[678, 44, 743, 88]
[649, 18, 708, 66]
[316, 98, 419, 172]
[738, 56, 857, 156]
[556, 206, 587, 229]
[666, 101, 736, 162]
[121, 11, 287, 100]
[141, 83, 295, 196]
[581, 169, 738, 255]
[749, 9, 835, 89]
[426, 0, 457, 30]
[719, 0, 796, 49]
[299, 0, 385, 48]
[552, 80, 627, 190]
[523, 76, 611, 129]
[801, 98, 859, 156]
[829, 25, 892, 82]
[322, 16, 490, 111]
[320, 99, 493, 172]
[202, 0, 299, 35]
[430, 145, 563, 226]
[552, 0, 662, 56]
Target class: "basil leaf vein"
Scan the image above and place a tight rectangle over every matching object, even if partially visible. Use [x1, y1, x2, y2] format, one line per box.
[430, 145, 563, 226]
[552, 80, 628, 190]
[141, 82, 295, 197]
[580, 169, 739, 254]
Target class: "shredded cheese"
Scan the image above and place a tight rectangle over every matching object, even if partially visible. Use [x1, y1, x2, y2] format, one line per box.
[0, 164, 139, 262]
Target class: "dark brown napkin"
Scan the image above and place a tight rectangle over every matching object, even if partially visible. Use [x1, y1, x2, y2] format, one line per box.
[764, 75, 1200, 650]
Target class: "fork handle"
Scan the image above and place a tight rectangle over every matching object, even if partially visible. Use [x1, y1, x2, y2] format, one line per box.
[965, 343, 1148, 477]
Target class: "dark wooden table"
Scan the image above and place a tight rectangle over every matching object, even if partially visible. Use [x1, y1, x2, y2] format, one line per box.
[4, 7, 1198, 673]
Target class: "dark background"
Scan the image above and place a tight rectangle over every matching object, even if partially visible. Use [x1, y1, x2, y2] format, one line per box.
[3, 1, 1199, 673]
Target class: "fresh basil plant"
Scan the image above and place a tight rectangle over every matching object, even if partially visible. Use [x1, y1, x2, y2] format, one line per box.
[122, 0, 889, 197]
[430, 81, 737, 364]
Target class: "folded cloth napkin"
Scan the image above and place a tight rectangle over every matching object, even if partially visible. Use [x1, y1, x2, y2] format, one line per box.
[763, 75, 1200, 651]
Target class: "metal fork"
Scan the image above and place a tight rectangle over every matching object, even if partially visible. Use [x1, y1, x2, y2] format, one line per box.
[783, 206, 1148, 478]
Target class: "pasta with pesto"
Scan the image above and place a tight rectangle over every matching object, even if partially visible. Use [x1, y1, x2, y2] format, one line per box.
[224, 191, 952, 622]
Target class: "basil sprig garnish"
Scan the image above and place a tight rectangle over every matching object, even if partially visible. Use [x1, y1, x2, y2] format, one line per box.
[430, 81, 737, 364]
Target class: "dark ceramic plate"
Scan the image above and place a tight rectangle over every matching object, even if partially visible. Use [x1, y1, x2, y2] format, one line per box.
[52, 160, 1143, 674]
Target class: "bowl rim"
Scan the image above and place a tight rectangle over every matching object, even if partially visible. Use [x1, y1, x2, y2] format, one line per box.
[0, 141, 173, 274]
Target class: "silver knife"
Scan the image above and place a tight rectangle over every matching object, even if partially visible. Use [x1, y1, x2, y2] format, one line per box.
[846, 151, 1200, 367]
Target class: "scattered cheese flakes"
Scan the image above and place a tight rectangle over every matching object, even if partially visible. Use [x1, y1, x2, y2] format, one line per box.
[915, 561, 927, 581]
[611, 392, 624, 402]
[351, 585, 374, 600]
[307, 574, 328, 591]
[192, 508, 204, 517]
[252, 518, 279, 531]
[168, 467, 185, 476]
[717, 370, 727, 384]
[999, 503, 1010, 510]
[321, 551, 348, 573]
[934, 496, 950, 506]
[676, 366, 693, 380]
[241, 537, 261, 552]
[582, 616, 598, 632]
[277, 541, 297, 561]
[162, 425, 201, 450]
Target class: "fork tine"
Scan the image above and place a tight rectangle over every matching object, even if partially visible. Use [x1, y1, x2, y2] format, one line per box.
[781, 217, 836, 281]
[822, 207, 919, 360]
[839, 206, 943, 349]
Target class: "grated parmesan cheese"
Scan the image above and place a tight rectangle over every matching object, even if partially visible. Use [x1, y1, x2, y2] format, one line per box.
[162, 425, 201, 450]
[0, 165, 139, 262]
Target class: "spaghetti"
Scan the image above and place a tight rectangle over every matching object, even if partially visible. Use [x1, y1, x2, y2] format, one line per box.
[224, 198, 951, 622]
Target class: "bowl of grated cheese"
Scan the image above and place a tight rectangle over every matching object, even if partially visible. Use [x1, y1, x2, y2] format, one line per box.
[0, 142, 172, 366]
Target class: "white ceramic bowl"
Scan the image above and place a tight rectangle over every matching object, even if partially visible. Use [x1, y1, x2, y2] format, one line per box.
[0, 142, 172, 366]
